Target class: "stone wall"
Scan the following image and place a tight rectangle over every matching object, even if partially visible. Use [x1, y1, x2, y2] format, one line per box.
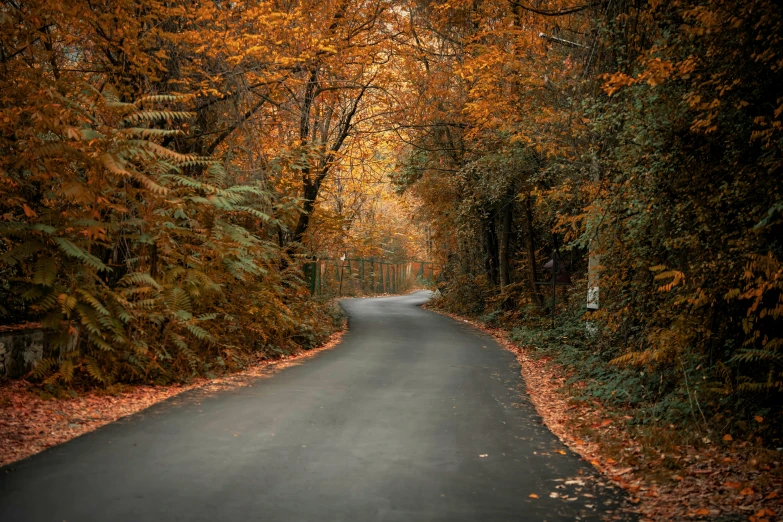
[0, 327, 46, 379]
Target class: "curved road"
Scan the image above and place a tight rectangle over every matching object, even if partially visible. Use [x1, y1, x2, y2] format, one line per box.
[0, 291, 632, 521]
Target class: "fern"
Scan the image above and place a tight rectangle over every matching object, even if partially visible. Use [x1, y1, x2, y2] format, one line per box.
[31, 358, 57, 380]
[84, 357, 105, 383]
[118, 272, 162, 290]
[52, 237, 110, 272]
[185, 323, 212, 342]
[121, 110, 196, 125]
[76, 289, 111, 316]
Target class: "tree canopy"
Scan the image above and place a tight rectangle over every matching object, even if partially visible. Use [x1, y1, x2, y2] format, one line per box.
[1, 0, 782, 437]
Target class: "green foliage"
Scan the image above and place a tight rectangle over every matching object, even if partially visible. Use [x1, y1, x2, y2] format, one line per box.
[402, 0, 783, 440]
[0, 87, 339, 386]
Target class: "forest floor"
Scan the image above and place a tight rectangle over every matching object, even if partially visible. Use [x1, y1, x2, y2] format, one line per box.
[429, 308, 782, 522]
[0, 323, 346, 468]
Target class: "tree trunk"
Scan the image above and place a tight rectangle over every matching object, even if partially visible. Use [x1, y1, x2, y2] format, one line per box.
[522, 195, 543, 306]
[499, 197, 513, 289]
[484, 214, 499, 286]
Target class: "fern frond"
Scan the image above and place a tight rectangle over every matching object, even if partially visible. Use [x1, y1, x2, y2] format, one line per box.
[132, 94, 191, 107]
[58, 359, 75, 383]
[118, 272, 162, 290]
[31, 358, 57, 380]
[122, 110, 195, 125]
[84, 357, 105, 382]
[52, 237, 110, 272]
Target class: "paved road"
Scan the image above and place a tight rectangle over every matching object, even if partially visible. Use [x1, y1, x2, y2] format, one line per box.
[0, 291, 632, 521]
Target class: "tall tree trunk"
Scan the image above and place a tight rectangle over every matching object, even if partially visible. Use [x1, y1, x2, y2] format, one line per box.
[484, 214, 499, 286]
[499, 196, 513, 289]
[522, 194, 543, 306]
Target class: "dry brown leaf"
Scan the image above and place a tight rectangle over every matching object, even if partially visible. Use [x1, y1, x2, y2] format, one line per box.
[723, 434, 733, 441]
[740, 487, 755, 496]
[725, 481, 742, 489]
[694, 507, 710, 516]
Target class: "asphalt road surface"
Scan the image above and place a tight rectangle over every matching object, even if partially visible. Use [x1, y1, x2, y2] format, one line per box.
[0, 291, 633, 521]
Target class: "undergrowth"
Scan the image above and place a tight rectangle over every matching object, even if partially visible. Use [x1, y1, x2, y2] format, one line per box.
[429, 289, 781, 450]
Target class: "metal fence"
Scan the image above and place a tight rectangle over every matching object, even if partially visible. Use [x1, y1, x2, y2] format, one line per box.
[304, 259, 438, 297]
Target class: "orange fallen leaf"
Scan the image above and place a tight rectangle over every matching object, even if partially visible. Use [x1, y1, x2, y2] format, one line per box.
[723, 434, 733, 441]
[725, 481, 742, 489]
[555, 450, 566, 455]
[529, 493, 539, 499]
[754, 415, 764, 423]
[694, 508, 710, 516]
[765, 491, 778, 500]
[741, 487, 755, 496]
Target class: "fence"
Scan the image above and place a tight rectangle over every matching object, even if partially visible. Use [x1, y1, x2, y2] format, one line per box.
[303, 259, 438, 297]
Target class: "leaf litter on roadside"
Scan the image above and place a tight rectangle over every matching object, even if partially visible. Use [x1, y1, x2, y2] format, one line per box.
[430, 309, 783, 522]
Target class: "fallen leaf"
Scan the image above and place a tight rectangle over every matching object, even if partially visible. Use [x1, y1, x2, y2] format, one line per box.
[723, 434, 733, 441]
[529, 493, 539, 499]
[725, 481, 742, 489]
[754, 415, 764, 423]
[740, 487, 755, 496]
[765, 491, 778, 500]
[479, 454, 488, 458]
[555, 450, 566, 455]
[694, 508, 710, 516]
